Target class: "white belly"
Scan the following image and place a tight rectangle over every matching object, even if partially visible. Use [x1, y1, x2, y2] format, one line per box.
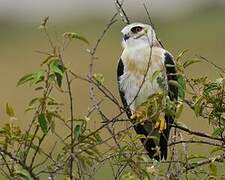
[119, 46, 167, 112]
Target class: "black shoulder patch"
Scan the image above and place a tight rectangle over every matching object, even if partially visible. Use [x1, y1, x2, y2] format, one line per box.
[117, 58, 132, 118]
[117, 58, 124, 78]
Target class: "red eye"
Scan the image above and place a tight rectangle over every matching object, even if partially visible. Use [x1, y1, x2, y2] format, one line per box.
[131, 26, 143, 33]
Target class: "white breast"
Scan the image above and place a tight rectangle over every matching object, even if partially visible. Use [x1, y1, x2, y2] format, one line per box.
[119, 46, 167, 112]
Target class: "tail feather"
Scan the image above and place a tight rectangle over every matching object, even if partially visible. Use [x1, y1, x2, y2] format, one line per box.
[159, 115, 174, 160]
[134, 115, 174, 160]
[134, 123, 160, 160]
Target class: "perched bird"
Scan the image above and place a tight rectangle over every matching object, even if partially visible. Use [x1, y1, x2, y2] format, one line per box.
[117, 23, 178, 160]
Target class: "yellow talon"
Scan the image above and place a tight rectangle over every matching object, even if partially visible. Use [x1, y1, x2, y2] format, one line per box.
[154, 116, 167, 132]
[154, 121, 160, 129]
[131, 111, 142, 120]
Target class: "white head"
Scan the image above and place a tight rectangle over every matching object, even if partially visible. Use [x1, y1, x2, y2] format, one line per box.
[121, 23, 159, 49]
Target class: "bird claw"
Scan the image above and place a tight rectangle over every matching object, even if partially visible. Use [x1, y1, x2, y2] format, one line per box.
[154, 116, 167, 132]
[131, 110, 143, 120]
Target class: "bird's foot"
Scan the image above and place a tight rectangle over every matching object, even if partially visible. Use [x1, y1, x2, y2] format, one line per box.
[131, 110, 143, 120]
[154, 116, 167, 132]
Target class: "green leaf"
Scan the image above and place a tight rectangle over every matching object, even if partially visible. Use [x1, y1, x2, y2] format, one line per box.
[17, 73, 35, 86]
[0, 127, 6, 134]
[32, 71, 45, 84]
[41, 55, 54, 66]
[176, 49, 189, 62]
[24, 106, 35, 113]
[28, 97, 40, 106]
[134, 134, 146, 140]
[188, 154, 207, 160]
[177, 74, 186, 99]
[93, 73, 104, 85]
[6, 103, 15, 117]
[34, 86, 44, 91]
[17, 71, 44, 86]
[50, 60, 64, 76]
[121, 172, 137, 180]
[50, 120, 55, 133]
[175, 101, 183, 119]
[209, 163, 217, 176]
[74, 125, 81, 139]
[215, 77, 224, 86]
[38, 113, 48, 134]
[212, 127, 223, 137]
[210, 147, 223, 155]
[193, 96, 204, 117]
[150, 70, 162, 82]
[94, 133, 102, 143]
[14, 169, 30, 180]
[183, 59, 201, 68]
[142, 169, 152, 180]
[204, 83, 218, 94]
[50, 60, 64, 87]
[63, 32, 89, 44]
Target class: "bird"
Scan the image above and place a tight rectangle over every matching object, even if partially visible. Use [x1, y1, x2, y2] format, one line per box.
[117, 22, 178, 160]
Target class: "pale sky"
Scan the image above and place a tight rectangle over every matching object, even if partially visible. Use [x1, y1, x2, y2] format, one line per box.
[0, 0, 224, 21]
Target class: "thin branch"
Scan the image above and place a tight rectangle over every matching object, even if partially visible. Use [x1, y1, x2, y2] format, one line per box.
[0, 153, 13, 177]
[29, 133, 47, 168]
[69, 71, 123, 111]
[115, 0, 130, 24]
[198, 55, 224, 73]
[142, 2, 164, 47]
[169, 140, 225, 148]
[90, 16, 118, 57]
[0, 148, 39, 180]
[59, 47, 75, 179]
[185, 153, 225, 172]
[142, 2, 155, 30]
[0, 166, 11, 180]
[171, 122, 223, 141]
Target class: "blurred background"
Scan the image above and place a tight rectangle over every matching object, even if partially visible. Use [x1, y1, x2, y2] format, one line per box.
[0, 0, 225, 178]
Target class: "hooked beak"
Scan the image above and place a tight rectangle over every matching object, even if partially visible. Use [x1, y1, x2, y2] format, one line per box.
[123, 34, 130, 41]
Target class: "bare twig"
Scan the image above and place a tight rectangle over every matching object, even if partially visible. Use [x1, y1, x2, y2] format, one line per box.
[0, 148, 39, 180]
[171, 122, 223, 141]
[198, 55, 224, 73]
[184, 153, 225, 172]
[30, 133, 47, 168]
[59, 46, 75, 179]
[169, 140, 224, 148]
[142, 2, 155, 30]
[0, 153, 13, 177]
[115, 0, 130, 24]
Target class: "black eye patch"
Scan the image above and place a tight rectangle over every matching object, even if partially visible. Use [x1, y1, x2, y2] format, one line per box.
[131, 26, 143, 34]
